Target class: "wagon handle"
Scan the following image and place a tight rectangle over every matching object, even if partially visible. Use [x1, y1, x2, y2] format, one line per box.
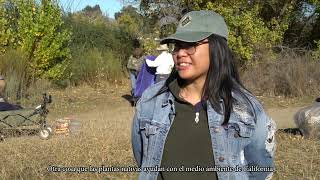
[39, 93, 52, 116]
[42, 93, 52, 105]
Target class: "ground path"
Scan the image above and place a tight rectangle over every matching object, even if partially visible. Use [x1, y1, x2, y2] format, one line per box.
[267, 107, 302, 129]
[68, 87, 303, 131]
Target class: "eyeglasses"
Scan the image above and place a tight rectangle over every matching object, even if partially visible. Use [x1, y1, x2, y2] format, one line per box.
[172, 41, 209, 55]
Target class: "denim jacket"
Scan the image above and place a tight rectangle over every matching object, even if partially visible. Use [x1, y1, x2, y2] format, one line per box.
[132, 81, 276, 180]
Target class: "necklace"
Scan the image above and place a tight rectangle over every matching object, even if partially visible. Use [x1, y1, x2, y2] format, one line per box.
[195, 112, 200, 123]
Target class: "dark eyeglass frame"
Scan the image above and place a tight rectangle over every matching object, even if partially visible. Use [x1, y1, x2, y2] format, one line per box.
[172, 41, 209, 55]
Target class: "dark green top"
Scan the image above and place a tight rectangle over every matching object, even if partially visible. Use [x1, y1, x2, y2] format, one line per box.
[157, 79, 218, 180]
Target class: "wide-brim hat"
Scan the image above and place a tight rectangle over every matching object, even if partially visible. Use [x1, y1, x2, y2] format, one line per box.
[156, 44, 169, 51]
[160, 10, 228, 44]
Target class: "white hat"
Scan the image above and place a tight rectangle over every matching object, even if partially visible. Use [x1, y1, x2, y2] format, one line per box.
[156, 44, 169, 51]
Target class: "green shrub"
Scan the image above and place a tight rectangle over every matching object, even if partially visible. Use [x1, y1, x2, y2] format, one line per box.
[141, 37, 158, 56]
[0, 49, 28, 102]
[0, 49, 52, 105]
[103, 50, 123, 81]
[66, 12, 137, 69]
[67, 48, 123, 86]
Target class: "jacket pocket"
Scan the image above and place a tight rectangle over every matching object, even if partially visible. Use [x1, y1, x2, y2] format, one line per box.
[224, 120, 255, 165]
[139, 118, 167, 136]
[139, 118, 167, 163]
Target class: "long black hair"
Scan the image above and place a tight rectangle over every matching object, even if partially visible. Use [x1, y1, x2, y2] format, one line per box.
[156, 34, 256, 125]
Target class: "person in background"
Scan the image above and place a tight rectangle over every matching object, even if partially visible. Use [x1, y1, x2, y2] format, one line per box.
[146, 44, 174, 83]
[0, 75, 6, 102]
[132, 10, 276, 180]
[127, 47, 144, 96]
[133, 55, 157, 106]
[0, 75, 22, 111]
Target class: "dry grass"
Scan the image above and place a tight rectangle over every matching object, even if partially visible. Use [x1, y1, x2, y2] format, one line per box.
[274, 132, 320, 180]
[257, 95, 316, 109]
[242, 52, 320, 98]
[0, 80, 137, 179]
[0, 81, 319, 179]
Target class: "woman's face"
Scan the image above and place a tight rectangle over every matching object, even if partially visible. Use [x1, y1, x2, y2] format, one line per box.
[172, 39, 210, 82]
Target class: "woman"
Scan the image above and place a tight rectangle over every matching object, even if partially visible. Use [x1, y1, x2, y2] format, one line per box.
[132, 10, 276, 180]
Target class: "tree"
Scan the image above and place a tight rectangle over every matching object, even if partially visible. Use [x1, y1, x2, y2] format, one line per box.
[283, 0, 320, 48]
[134, 0, 289, 61]
[200, 0, 294, 61]
[115, 5, 143, 38]
[1, 0, 72, 80]
[80, 4, 109, 24]
[138, 0, 189, 36]
[0, 0, 18, 52]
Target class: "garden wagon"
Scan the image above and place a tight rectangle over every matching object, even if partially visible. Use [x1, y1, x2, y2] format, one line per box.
[0, 94, 53, 141]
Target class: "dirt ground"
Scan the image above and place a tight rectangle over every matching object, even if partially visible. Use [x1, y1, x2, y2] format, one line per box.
[0, 83, 318, 179]
[267, 107, 301, 129]
[74, 94, 303, 134]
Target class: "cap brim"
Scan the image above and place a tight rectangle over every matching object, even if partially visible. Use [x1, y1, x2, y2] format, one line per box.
[156, 48, 168, 51]
[160, 31, 212, 44]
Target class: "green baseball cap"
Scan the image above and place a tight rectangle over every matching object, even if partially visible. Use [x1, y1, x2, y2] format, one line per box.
[160, 10, 228, 44]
